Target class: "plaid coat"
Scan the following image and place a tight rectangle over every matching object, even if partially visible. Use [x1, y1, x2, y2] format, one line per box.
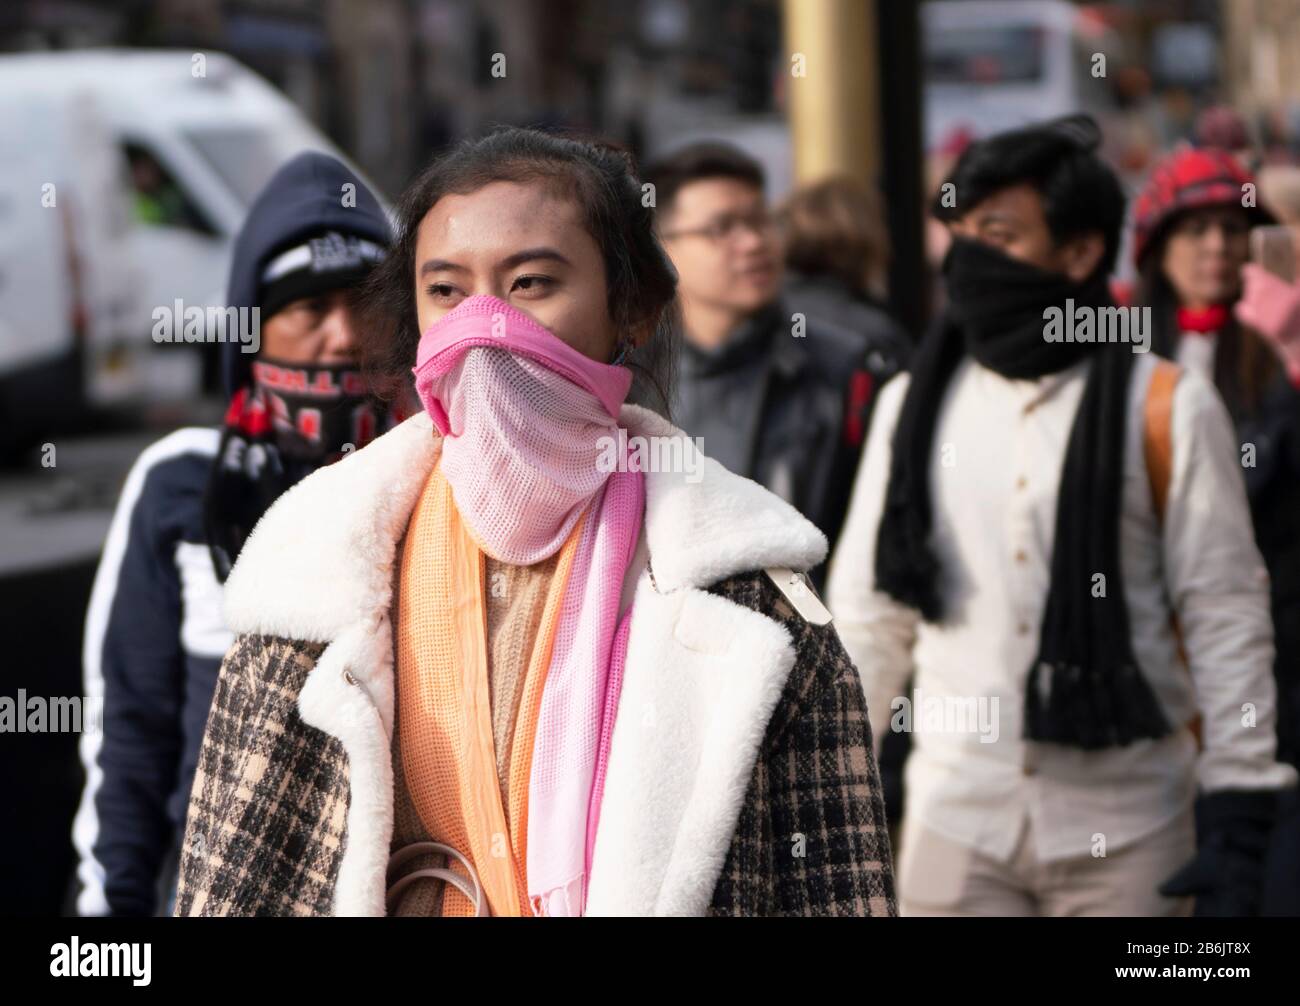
[173, 408, 897, 917]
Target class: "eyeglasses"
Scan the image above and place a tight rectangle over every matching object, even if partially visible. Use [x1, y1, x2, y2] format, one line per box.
[660, 210, 778, 245]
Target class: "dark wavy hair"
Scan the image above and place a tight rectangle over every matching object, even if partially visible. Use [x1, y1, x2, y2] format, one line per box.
[357, 126, 681, 417]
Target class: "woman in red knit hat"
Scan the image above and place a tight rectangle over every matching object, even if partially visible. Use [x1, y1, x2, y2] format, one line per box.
[1133, 146, 1278, 399]
[1134, 145, 1300, 916]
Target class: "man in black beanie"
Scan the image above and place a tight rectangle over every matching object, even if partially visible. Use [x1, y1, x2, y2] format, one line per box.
[72, 152, 393, 916]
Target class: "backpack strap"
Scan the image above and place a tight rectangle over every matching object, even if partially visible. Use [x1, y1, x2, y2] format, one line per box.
[1141, 358, 1202, 749]
[1143, 358, 1182, 525]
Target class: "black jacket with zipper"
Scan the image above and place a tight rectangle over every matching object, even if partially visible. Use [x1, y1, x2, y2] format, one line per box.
[671, 299, 908, 589]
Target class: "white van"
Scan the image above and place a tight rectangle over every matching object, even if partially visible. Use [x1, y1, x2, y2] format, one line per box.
[0, 49, 378, 456]
[0, 85, 136, 455]
[922, 0, 1123, 152]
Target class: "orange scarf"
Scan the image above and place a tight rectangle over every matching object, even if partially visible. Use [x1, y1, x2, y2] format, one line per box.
[395, 463, 584, 916]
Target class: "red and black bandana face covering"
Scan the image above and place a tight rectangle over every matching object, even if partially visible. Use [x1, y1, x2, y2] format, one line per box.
[204, 358, 382, 581]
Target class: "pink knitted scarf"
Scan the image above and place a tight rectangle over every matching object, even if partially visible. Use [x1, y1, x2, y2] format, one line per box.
[413, 295, 645, 915]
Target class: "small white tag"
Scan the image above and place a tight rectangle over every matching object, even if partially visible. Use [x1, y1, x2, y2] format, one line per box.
[764, 567, 833, 625]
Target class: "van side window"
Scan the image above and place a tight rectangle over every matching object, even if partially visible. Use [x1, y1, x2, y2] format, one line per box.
[123, 143, 215, 235]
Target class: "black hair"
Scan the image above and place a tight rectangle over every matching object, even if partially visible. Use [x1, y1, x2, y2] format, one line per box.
[358, 126, 681, 417]
[933, 114, 1126, 278]
[643, 141, 766, 219]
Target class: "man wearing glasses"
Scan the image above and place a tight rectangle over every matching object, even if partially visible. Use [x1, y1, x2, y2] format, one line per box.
[647, 142, 901, 578]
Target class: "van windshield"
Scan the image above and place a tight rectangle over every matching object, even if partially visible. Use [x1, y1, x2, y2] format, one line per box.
[925, 25, 1045, 86]
[185, 126, 333, 207]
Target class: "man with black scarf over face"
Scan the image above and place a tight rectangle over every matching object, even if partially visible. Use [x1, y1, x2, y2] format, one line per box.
[827, 116, 1296, 917]
[72, 152, 393, 916]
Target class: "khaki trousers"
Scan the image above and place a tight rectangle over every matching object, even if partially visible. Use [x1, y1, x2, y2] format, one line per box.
[897, 809, 1196, 917]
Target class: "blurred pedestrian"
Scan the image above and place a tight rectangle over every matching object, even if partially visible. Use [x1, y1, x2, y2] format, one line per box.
[1237, 261, 1300, 386]
[779, 175, 911, 369]
[1258, 164, 1300, 229]
[1134, 146, 1300, 914]
[72, 152, 393, 916]
[828, 115, 1296, 917]
[776, 176, 912, 832]
[169, 127, 896, 917]
[1193, 105, 1253, 165]
[646, 143, 902, 581]
[1132, 146, 1276, 398]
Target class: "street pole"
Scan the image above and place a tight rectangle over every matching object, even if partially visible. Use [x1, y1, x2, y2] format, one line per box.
[782, 0, 927, 339]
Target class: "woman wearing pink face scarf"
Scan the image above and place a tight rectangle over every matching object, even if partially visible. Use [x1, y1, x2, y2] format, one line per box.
[170, 128, 897, 917]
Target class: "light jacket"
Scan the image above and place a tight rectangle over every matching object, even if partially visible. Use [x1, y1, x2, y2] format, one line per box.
[173, 405, 897, 916]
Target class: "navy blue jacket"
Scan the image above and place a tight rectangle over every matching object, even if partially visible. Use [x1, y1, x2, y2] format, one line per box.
[73, 152, 390, 915]
[72, 429, 226, 915]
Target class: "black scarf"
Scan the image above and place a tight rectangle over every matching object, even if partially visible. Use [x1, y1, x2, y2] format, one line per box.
[204, 359, 382, 581]
[875, 238, 1171, 749]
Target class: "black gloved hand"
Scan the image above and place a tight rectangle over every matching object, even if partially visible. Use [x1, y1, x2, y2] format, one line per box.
[1159, 789, 1279, 916]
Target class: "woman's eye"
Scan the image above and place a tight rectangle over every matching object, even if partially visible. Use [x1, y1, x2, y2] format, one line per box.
[425, 283, 458, 299]
[510, 274, 553, 295]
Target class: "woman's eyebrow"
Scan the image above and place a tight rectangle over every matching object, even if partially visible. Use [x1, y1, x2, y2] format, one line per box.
[419, 258, 466, 277]
[419, 247, 572, 278]
[499, 247, 572, 270]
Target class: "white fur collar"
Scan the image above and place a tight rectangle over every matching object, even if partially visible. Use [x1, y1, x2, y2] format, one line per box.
[223, 404, 827, 643]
